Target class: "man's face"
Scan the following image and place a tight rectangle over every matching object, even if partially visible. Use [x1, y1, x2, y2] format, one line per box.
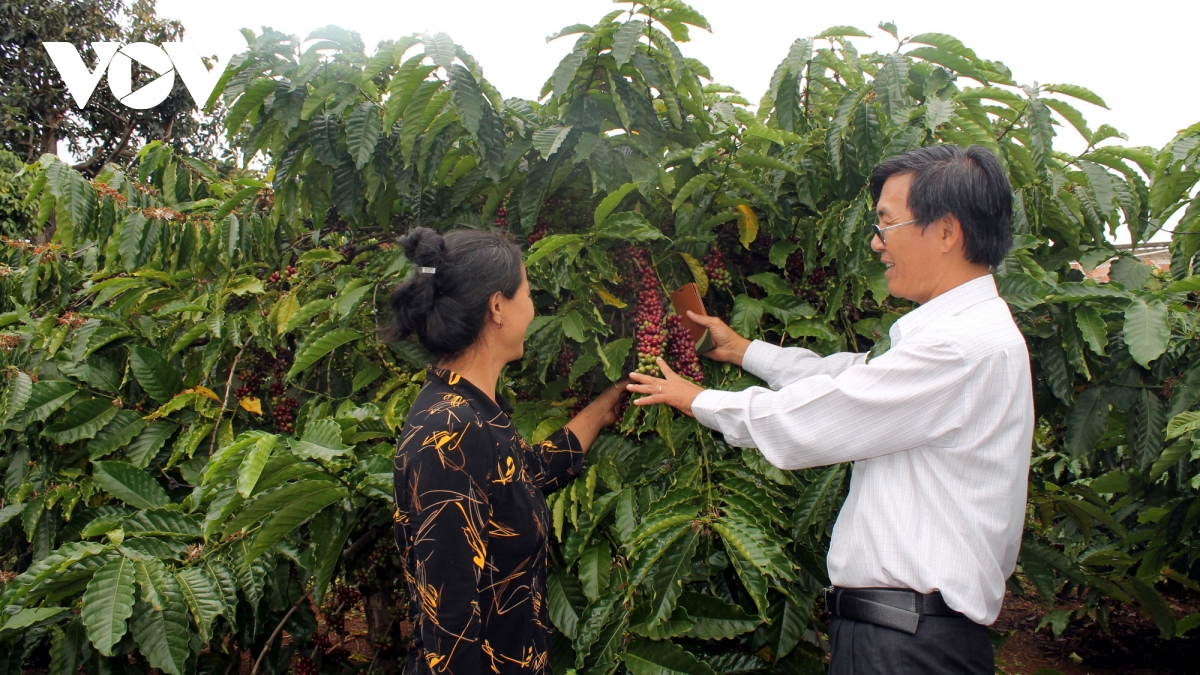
[871, 173, 945, 304]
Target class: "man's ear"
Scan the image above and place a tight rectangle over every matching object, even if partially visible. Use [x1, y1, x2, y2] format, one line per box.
[937, 216, 964, 254]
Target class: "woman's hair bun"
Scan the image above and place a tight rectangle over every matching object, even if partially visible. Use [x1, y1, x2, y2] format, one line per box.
[385, 227, 524, 360]
[386, 227, 443, 342]
[398, 227, 445, 269]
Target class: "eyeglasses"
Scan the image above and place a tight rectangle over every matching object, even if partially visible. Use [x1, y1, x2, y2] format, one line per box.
[872, 218, 918, 244]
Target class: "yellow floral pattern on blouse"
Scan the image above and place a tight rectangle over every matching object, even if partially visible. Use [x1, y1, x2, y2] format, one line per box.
[393, 367, 583, 674]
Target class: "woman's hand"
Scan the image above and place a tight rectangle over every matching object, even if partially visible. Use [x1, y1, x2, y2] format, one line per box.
[626, 358, 705, 417]
[685, 310, 751, 366]
[563, 380, 628, 450]
[590, 379, 626, 426]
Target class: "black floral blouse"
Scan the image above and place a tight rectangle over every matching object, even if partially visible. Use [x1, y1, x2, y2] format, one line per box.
[393, 367, 584, 674]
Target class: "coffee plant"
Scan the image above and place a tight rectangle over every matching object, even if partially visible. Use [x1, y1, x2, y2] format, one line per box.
[2, 2, 1200, 673]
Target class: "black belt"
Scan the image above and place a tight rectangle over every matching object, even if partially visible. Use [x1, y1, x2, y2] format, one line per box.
[824, 587, 965, 635]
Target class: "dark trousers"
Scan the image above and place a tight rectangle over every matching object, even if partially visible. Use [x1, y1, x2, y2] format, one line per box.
[828, 615, 993, 674]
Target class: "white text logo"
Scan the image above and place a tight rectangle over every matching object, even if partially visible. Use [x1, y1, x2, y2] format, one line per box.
[43, 42, 234, 110]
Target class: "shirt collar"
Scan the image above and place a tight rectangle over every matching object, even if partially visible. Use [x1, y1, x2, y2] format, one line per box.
[889, 275, 999, 347]
[426, 366, 514, 417]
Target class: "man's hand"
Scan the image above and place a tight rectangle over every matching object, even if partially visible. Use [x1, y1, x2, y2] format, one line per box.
[626, 358, 705, 417]
[686, 310, 751, 366]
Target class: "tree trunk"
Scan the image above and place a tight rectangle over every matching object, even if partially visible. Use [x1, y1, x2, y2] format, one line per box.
[40, 127, 57, 158]
[363, 585, 399, 674]
[357, 530, 407, 674]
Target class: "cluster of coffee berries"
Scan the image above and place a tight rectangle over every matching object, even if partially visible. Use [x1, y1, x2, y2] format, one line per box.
[791, 266, 831, 305]
[327, 613, 345, 635]
[628, 248, 667, 377]
[704, 249, 732, 293]
[612, 391, 631, 427]
[785, 240, 805, 281]
[319, 583, 361, 645]
[337, 244, 355, 260]
[325, 206, 348, 231]
[236, 348, 292, 396]
[313, 633, 333, 652]
[356, 539, 399, 585]
[527, 216, 549, 245]
[224, 295, 249, 313]
[495, 206, 508, 227]
[557, 347, 575, 380]
[664, 315, 704, 384]
[568, 393, 592, 419]
[268, 266, 297, 285]
[272, 397, 298, 434]
[514, 390, 535, 403]
[292, 655, 317, 675]
[334, 584, 362, 607]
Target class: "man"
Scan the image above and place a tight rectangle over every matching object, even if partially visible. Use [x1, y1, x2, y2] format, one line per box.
[626, 144, 1033, 673]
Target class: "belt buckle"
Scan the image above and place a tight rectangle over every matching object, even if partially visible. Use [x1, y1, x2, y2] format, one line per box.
[823, 586, 838, 616]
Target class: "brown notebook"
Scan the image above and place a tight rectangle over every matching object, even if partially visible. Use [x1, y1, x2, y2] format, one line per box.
[669, 283, 716, 354]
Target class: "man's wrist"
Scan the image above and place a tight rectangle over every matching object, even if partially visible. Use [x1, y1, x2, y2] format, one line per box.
[734, 338, 751, 366]
[690, 389, 722, 429]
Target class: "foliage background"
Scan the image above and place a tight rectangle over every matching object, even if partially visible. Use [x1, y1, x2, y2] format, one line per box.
[0, 0, 226, 172]
[2, 1, 1200, 674]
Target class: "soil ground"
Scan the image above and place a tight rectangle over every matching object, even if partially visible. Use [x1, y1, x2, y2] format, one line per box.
[993, 592, 1200, 674]
[259, 591, 1200, 674]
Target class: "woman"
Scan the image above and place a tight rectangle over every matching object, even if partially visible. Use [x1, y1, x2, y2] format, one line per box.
[387, 227, 623, 674]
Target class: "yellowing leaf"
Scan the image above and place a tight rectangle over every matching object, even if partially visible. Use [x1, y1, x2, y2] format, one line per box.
[737, 204, 759, 249]
[679, 252, 709, 297]
[184, 386, 221, 402]
[239, 397, 263, 415]
[592, 285, 627, 308]
[274, 293, 299, 336]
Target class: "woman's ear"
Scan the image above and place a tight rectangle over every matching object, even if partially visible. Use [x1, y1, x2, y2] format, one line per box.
[489, 291, 505, 326]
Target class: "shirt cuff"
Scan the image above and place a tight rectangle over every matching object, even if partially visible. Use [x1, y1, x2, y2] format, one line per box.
[552, 426, 586, 475]
[691, 388, 728, 432]
[741, 340, 782, 381]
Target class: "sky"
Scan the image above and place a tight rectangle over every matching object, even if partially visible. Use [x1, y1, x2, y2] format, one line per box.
[152, 0, 1200, 242]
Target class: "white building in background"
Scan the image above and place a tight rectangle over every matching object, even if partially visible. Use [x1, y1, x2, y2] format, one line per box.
[1072, 242, 1172, 282]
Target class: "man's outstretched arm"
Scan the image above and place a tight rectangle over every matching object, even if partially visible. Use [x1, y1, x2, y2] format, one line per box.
[685, 311, 866, 390]
[628, 335, 975, 469]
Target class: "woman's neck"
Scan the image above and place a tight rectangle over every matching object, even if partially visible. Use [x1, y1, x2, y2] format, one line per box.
[438, 348, 504, 403]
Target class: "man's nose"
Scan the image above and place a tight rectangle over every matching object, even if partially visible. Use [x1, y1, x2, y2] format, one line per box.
[870, 233, 885, 253]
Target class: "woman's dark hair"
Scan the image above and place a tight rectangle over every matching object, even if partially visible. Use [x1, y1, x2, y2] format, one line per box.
[386, 227, 524, 359]
[869, 144, 1014, 268]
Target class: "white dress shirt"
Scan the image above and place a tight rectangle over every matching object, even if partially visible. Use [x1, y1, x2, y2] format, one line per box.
[692, 275, 1033, 624]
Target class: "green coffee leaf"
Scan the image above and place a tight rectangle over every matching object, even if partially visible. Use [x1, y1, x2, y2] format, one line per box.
[93, 461, 170, 509]
[128, 346, 184, 404]
[42, 398, 119, 444]
[1123, 297, 1169, 367]
[81, 557, 137, 656]
[287, 329, 361, 379]
[289, 418, 352, 461]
